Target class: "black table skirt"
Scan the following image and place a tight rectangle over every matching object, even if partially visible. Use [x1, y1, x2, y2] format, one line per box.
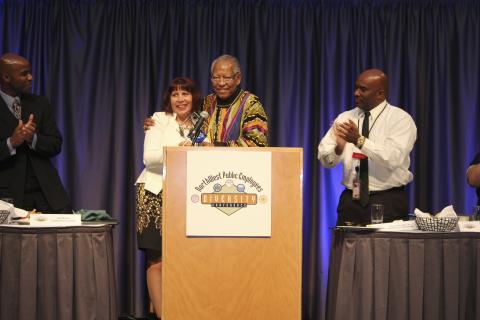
[326, 230, 480, 320]
[0, 225, 117, 320]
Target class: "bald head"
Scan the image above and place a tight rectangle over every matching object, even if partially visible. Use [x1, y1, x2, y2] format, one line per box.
[0, 53, 32, 96]
[0, 52, 28, 63]
[0, 53, 28, 72]
[354, 69, 389, 111]
[359, 69, 388, 93]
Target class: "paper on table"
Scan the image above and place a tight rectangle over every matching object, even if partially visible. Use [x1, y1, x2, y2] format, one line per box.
[458, 221, 480, 232]
[0, 200, 14, 224]
[30, 214, 81, 227]
[366, 220, 418, 231]
[0, 199, 33, 218]
[0, 200, 14, 214]
[13, 207, 29, 218]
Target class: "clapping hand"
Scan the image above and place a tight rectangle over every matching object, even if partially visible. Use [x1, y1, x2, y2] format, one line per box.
[335, 119, 360, 144]
[22, 114, 36, 143]
[10, 114, 36, 147]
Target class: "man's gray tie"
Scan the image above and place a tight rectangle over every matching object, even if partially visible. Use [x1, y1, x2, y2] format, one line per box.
[12, 99, 21, 120]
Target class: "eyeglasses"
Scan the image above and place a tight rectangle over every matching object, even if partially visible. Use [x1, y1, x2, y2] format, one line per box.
[210, 73, 238, 83]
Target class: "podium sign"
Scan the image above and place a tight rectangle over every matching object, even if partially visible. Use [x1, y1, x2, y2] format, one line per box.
[163, 147, 302, 320]
[186, 150, 271, 236]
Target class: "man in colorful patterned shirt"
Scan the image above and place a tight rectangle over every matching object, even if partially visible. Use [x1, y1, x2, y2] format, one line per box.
[143, 55, 268, 147]
[203, 54, 268, 147]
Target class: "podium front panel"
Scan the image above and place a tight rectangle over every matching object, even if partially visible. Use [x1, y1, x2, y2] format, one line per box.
[162, 147, 302, 320]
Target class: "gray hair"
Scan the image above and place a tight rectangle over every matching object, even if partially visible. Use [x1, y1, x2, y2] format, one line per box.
[210, 54, 241, 75]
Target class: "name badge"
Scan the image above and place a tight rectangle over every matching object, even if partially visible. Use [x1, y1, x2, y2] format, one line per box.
[30, 214, 81, 227]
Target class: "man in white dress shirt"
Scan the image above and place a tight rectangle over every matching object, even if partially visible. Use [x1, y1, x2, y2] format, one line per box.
[318, 69, 417, 225]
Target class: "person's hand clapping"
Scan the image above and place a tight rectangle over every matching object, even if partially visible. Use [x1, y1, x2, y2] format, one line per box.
[10, 120, 25, 147]
[336, 119, 360, 144]
[332, 121, 347, 155]
[22, 114, 36, 143]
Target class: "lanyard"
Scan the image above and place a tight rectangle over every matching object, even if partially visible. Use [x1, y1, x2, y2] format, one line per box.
[357, 102, 388, 137]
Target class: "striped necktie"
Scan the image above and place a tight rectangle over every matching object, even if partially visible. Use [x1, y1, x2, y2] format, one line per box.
[12, 99, 21, 120]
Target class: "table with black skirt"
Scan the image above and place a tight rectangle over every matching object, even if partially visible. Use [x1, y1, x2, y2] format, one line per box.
[0, 224, 117, 320]
[326, 229, 480, 320]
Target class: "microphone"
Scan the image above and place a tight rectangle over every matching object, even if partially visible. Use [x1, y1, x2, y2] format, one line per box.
[188, 111, 209, 145]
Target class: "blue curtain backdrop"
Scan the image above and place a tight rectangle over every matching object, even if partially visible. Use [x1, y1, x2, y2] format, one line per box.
[1, 0, 479, 318]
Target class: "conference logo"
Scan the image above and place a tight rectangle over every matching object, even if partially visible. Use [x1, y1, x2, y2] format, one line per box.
[190, 171, 268, 216]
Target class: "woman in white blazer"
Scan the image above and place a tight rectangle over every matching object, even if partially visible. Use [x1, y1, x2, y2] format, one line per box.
[135, 77, 203, 320]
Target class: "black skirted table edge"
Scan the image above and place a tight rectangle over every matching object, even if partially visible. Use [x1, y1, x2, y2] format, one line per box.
[326, 229, 480, 320]
[0, 224, 117, 320]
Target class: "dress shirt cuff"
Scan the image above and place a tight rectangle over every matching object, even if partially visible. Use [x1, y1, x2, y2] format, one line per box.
[6, 137, 16, 155]
[321, 149, 342, 167]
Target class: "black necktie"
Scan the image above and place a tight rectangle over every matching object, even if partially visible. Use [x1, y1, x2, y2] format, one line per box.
[360, 111, 370, 207]
[12, 99, 21, 120]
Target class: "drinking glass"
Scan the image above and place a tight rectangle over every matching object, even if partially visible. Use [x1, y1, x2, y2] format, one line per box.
[370, 204, 384, 224]
[473, 206, 480, 221]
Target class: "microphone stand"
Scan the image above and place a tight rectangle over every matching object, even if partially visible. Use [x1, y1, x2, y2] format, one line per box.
[190, 129, 202, 146]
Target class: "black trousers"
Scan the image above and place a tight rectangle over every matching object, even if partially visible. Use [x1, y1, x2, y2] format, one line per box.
[23, 188, 73, 213]
[336, 187, 408, 226]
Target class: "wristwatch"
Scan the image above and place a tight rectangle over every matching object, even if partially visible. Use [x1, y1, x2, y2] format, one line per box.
[356, 135, 366, 149]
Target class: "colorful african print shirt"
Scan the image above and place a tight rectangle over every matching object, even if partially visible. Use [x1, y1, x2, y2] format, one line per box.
[203, 89, 268, 147]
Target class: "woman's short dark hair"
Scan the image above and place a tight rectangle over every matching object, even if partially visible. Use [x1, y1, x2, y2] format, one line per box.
[162, 77, 203, 114]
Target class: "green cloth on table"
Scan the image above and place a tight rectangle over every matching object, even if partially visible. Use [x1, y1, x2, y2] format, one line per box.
[75, 209, 114, 221]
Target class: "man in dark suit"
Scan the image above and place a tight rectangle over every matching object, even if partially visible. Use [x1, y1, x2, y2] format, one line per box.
[0, 52, 71, 213]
